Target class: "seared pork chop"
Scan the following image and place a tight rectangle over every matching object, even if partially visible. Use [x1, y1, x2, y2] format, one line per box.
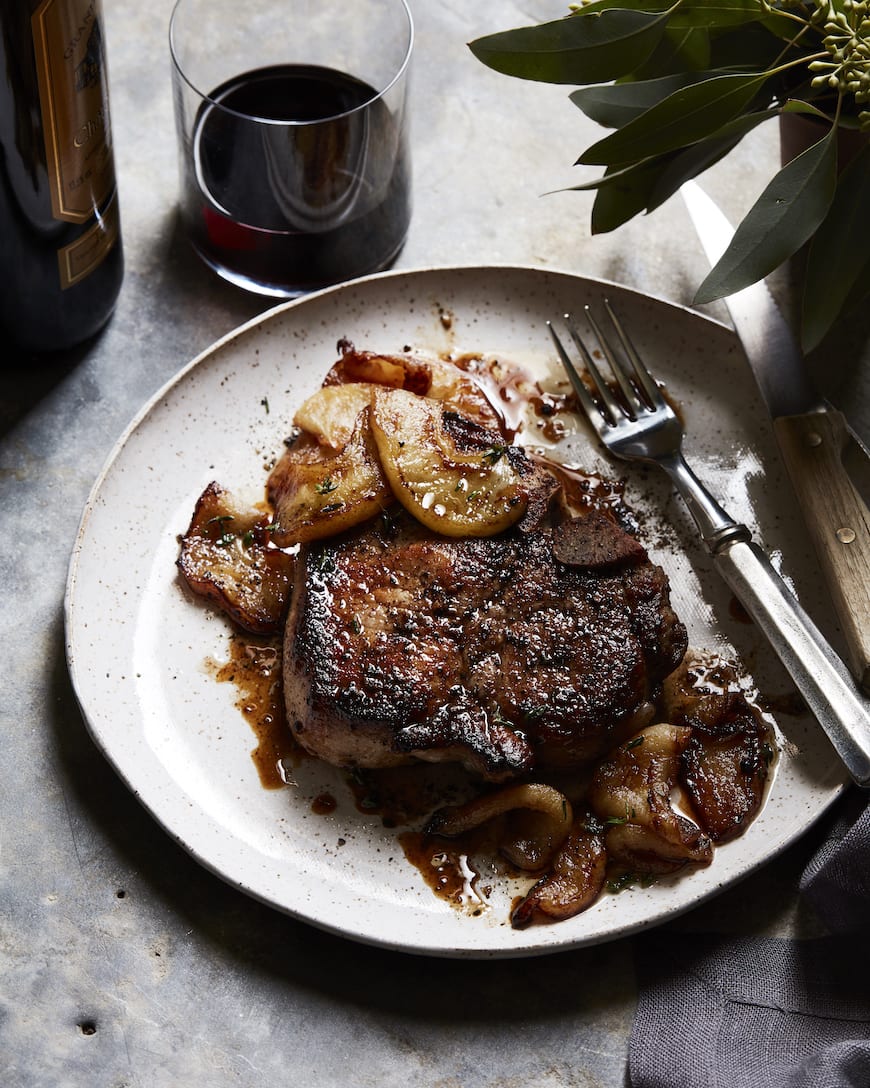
[283, 508, 687, 781]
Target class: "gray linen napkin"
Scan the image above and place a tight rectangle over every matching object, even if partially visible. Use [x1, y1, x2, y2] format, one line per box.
[800, 791, 870, 935]
[629, 792, 870, 1088]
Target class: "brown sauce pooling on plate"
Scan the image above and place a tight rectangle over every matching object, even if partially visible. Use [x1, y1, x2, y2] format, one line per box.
[399, 831, 487, 913]
[452, 352, 572, 443]
[311, 792, 337, 815]
[540, 458, 627, 512]
[399, 822, 519, 916]
[209, 632, 300, 788]
[192, 344, 776, 928]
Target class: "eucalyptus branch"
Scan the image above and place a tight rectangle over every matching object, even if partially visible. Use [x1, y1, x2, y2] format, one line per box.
[469, 0, 870, 349]
[760, 0, 816, 29]
[769, 15, 817, 68]
[808, 0, 870, 126]
[769, 49, 830, 75]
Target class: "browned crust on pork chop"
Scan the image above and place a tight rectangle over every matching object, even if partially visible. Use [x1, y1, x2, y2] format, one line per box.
[283, 508, 687, 782]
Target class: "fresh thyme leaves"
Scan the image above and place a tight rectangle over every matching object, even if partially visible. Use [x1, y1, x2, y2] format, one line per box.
[625, 735, 645, 750]
[482, 444, 507, 465]
[315, 476, 339, 495]
[605, 803, 636, 826]
[606, 871, 638, 894]
[261, 396, 270, 414]
[581, 814, 606, 836]
[309, 551, 336, 575]
[607, 871, 658, 894]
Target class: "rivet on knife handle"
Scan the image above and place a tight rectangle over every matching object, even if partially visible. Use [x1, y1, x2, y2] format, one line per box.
[774, 409, 870, 694]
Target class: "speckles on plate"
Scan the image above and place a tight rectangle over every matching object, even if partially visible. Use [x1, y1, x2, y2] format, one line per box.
[65, 265, 847, 959]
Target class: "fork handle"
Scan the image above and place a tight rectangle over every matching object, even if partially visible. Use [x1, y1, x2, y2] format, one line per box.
[714, 538, 870, 787]
[659, 452, 752, 548]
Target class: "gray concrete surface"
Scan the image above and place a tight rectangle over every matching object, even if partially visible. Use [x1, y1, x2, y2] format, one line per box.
[1, 2, 867, 1086]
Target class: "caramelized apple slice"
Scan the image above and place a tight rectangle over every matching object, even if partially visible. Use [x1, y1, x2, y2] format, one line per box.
[327, 345, 409, 389]
[267, 408, 392, 546]
[510, 818, 607, 928]
[589, 723, 713, 872]
[662, 657, 773, 843]
[326, 342, 501, 427]
[177, 482, 294, 634]
[293, 383, 376, 449]
[425, 782, 573, 870]
[370, 387, 528, 537]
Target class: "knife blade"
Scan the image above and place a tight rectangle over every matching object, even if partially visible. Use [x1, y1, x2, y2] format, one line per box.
[681, 180, 870, 694]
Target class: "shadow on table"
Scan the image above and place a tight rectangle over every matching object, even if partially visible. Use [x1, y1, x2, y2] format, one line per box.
[49, 607, 634, 1039]
[51, 575, 841, 1088]
[0, 340, 91, 441]
[0, 210, 269, 444]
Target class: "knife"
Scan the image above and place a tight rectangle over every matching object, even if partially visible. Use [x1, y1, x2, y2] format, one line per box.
[681, 180, 870, 695]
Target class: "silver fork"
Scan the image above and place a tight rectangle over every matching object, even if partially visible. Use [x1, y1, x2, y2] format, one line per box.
[548, 302, 870, 788]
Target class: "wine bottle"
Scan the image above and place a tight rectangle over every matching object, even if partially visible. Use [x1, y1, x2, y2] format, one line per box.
[0, 0, 123, 353]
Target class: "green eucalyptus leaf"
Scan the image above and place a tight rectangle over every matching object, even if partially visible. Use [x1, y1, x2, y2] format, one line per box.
[801, 145, 870, 351]
[578, 0, 670, 11]
[694, 125, 839, 303]
[556, 166, 632, 193]
[759, 7, 810, 42]
[570, 73, 706, 128]
[580, 0, 766, 26]
[578, 71, 772, 165]
[664, 0, 772, 29]
[840, 260, 870, 321]
[562, 108, 774, 204]
[708, 20, 783, 70]
[662, 25, 712, 70]
[560, 152, 668, 190]
[629, 24, 718, 79]
[591, 158, 675, 232]
[782, 99, 833, 121]
[467, 8, 674, 85]
[647, 109, 775, 208]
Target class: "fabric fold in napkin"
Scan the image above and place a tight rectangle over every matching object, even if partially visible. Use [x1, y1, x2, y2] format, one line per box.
[629, 793, 870, 1088]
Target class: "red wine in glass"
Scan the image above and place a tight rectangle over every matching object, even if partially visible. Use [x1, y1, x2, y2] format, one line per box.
[184, 63, 410, 296]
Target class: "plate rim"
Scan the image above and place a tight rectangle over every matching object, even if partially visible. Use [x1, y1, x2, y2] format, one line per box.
[63, 262, 845, 958]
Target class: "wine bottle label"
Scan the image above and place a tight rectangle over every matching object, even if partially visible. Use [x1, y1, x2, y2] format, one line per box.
[57, 188, 119, 288]
[31, 0, 116, 227]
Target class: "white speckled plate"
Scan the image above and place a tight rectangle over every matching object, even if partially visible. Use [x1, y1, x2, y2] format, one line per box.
[64, 265, 847, 958]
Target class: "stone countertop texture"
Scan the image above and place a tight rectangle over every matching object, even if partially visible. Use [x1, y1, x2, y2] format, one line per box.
[1, 2, 868, 1086]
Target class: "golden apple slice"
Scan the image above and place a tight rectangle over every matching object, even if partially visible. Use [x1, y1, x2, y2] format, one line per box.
[267, 407, 391, 546]
[293, 382, 376, 449]
[369, 387, 527, 537]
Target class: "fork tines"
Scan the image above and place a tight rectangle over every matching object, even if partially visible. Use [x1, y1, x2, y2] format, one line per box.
[547, 301, 663, 426]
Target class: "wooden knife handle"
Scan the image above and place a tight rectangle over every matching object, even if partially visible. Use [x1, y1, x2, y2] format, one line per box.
[774, 410, 870, 694]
